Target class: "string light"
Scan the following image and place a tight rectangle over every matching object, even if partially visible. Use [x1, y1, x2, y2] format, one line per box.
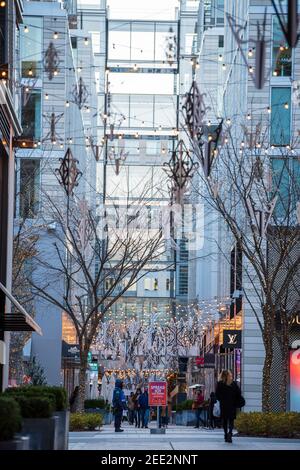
[84, 37, 89, 46]
[24, 25, 29, 33]
[53, 32, 59, 40]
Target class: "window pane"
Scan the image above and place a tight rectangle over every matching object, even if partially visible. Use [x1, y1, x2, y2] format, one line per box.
[21, 17, 43, 79]
[271, 87, 291, 146]
[108, 25, 131, 61]
[20, 159, 40, 218]
[272, 16, 292, 77]
[131, 23, 155, 62]
[21, 90, 42, 140]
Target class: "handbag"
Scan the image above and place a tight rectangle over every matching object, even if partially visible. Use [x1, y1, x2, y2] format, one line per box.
[213, 400, 221, 418]
[236, 395, 246, 408]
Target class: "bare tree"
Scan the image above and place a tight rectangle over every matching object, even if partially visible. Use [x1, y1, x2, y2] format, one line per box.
[9, 219, 39, 384]
[183, 104, 300, 411]
[27, 188, 171, 410]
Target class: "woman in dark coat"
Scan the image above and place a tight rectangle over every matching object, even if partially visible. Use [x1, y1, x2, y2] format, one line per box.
[215, 370, 242, 443]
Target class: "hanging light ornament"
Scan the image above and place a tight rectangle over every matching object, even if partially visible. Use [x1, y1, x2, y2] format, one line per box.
[72, 76, 89, 110]
[55, 148, 82, 196]
[182, 80, 223, 177]
[271, 0, 299, 48]
[108, 147, 129, 175]
[42, 110, 64, 145]
[44, 42, 60, 80]
[226, 9, 269, 89]
[163, 140, 199, 205]
[165, 26, 177, 66]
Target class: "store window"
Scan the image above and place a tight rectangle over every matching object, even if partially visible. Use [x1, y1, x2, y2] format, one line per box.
[270, 87, 291, 146]
[21, 90, 42, 140]
[19, 159, 40, 219]
[272, 16, 292, 77]
[21, 17, 43, 78]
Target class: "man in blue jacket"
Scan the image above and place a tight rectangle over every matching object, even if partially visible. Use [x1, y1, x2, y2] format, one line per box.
[138, 388, 150, 428]
[112, 379, 126, 432]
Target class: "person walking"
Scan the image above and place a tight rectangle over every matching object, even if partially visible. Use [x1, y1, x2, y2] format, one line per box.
[193, 389, 205, 428]
[133, 387, 141, 428]
[215, 369, 244, 443]
[138, 388, 150, 428]
[127, 392, 135, 425]
[112, 379, 126, 432]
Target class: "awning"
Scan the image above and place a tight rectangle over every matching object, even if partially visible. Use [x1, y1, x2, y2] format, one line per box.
[0, 282, 42, 335]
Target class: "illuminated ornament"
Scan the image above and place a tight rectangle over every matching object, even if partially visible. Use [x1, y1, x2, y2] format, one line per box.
[227, 9, 268, 89]
[55, 147, 82, 196]
[163, 139, 199, 205]
[42, 110, 64, 145]
[44, 42, 60, 80]
[72, 76, 89, 110]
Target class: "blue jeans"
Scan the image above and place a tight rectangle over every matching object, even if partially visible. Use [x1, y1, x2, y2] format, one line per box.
[141, 408, 150, 427]
[195, 408, 205, 427]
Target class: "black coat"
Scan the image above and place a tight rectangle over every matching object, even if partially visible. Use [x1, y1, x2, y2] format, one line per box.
[215, 381, 241, 420]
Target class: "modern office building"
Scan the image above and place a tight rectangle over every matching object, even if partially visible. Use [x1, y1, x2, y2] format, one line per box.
[189, 0, 300, 411]
[0, 0, 42, 391]
[14, 0, 97, 386]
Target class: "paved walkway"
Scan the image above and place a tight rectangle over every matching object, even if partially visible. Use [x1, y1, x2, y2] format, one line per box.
[69, 424, 300, 450]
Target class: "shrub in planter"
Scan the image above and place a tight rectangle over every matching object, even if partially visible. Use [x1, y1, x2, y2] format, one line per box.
[70, 413, 103, 431]
[0, 397, 22, 441]
[236, 412, 300, 438]
[5, 386, 67, 411]
[175, 400, 194, 411]
[14, 396, 54, 418]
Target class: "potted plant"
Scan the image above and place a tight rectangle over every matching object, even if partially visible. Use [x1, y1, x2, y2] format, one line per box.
[175, 400, 196, 426]
[0, 397, 29, 450]
[84, 398, 113, 425]
[15, 395, 58, 450]
[5, 385, 69, 449]
[30, 386, 69, 450]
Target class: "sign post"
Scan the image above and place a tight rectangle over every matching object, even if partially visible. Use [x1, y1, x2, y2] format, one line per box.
[149, 381, 167, 434]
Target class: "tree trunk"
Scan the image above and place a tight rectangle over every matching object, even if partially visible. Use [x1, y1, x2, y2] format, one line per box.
[262, 309, 274, 412]
[279, 320, 289, 412]
[75, 347, 89, 412]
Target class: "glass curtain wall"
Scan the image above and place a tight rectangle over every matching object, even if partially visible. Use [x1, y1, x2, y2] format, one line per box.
[104, 18, 179, 322]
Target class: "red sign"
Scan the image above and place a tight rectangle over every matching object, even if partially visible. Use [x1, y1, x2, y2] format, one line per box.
[195, 357, 204, 366]
[149, 381, 167, 407]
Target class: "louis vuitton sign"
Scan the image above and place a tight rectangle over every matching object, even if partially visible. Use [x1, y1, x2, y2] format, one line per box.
[223, 330, 242, 349]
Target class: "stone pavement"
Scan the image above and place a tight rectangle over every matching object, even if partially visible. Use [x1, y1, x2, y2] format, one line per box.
[69, 424, 300, 450]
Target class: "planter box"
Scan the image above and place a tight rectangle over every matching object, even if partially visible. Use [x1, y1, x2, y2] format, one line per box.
[53, 410, 69, 450]
[22, 416, 59, 450]
[175, 410, 197, 426]
[0, 436, 29, 450]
